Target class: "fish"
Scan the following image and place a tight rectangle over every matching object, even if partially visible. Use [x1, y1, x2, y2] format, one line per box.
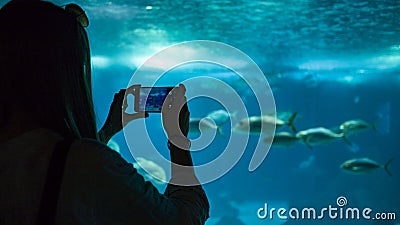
[107, 139, 121, 154]
[263, 132, 299, 147]
[206, 109, 237, 126]
[339, 119, 377, 137]
[189, 117, 224, 138]
[340, 158, 393, 176]
[133, 157, 167, 185]
[233, 112, 297, 135]
[296, 127, 352, 149]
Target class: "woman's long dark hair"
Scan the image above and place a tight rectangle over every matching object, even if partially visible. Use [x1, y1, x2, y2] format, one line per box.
[0, 0, 98, 139]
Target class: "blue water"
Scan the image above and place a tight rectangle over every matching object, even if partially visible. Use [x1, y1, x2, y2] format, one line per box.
[94, 66, 400, 225]
[3, 0, 399, 224]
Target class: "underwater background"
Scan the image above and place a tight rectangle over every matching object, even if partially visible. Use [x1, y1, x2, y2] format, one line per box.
[2, 0, 399, 224]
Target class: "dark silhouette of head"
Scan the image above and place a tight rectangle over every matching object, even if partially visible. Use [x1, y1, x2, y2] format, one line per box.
[0, 0, 98, 139]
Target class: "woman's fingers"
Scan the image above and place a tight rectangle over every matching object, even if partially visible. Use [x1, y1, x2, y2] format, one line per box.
[124, 84, 141, 110]
[126, 84, 141, 95]
[162, 84, 190, 138]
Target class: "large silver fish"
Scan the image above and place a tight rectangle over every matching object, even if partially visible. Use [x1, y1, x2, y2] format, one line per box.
[340, 158, 393, 176]
[206, 109, 236, 126]
[296, 127, 351, 149]
[264, 132, 299, 147]
[339, 119, 377, 137]
[189, 117, 224, 138]
[233, 112, 297, 135]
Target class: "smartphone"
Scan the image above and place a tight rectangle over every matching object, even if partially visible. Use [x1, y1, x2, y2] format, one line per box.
[134, 87, 174, 112]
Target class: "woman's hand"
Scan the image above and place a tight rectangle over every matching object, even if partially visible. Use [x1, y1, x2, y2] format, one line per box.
[99, 88, 148, 143]
[162, 84, 190, 150]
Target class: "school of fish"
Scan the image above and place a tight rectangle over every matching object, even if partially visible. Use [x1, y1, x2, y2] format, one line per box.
[188, 110, 391, 176]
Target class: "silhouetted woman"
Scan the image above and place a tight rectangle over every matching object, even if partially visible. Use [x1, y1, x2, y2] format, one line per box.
[0, 1, 209, 224]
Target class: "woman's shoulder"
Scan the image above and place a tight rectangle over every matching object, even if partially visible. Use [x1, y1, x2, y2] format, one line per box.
[69, 136, 135, 176]
[70, 136, 124, 163]
[0, 127, 123, 162]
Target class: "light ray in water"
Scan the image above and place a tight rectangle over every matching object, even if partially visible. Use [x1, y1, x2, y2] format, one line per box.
[376, 102, 391, 134]
[299, 155, 315, 169]
[346, 142, 360, 153]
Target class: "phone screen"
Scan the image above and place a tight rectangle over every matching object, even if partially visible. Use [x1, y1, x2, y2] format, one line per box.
[135, 87, 174, 112]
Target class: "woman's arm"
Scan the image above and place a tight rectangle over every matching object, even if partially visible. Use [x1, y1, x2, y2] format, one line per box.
[84, 142, 209, 225]
[164, 141, 210, 224]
